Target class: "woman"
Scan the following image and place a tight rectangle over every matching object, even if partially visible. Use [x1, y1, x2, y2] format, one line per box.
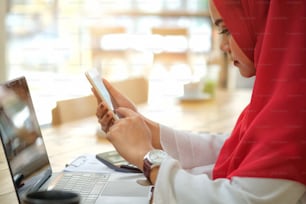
[95, 0, 306, 203]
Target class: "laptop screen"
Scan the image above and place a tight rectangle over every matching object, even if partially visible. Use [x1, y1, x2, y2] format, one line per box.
[0, 77, 50, 195]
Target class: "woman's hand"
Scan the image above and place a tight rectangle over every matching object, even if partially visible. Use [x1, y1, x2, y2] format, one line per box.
[103, 79, 137, 112]
[106, 107, 154, 170]
[94, 78, 162, 149]
[93, 78, 137, 132]
[96, 101, 116, 132]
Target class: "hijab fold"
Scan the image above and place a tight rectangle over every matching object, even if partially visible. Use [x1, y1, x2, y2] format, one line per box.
[213, 0, 306, 185]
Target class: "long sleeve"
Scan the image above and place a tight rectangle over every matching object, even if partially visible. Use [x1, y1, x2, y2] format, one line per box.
[154, 125, 306, 204]
[160, 124, 227, 174]
[154, 157, 306, 204]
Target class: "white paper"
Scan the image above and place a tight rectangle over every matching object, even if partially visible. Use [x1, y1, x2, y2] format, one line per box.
[64, 154, 116, 173]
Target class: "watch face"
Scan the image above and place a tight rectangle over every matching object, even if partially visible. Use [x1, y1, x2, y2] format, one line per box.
[149, 150, 167, 163]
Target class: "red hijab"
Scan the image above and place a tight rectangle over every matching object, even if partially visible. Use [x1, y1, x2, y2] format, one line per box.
[212, 0, 306, 185]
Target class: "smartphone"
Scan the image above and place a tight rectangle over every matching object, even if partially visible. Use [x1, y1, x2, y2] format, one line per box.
[85, 69, 119, 120]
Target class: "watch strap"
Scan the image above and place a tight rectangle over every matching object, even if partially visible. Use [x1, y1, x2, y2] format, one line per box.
[143, 150, 167, 184]
[143, 158, 153, 183]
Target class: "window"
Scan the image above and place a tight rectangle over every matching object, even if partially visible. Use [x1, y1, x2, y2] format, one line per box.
[6, 0, 211, 124]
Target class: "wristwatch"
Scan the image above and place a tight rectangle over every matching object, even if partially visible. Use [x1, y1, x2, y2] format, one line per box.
[143, 149, 167, 184]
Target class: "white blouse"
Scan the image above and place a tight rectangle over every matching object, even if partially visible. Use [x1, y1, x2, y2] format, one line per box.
[153, 125, 306, 204]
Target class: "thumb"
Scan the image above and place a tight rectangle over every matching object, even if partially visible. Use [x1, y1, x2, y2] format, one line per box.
[102, 78, 123, 106]
[103, 78, 121, 97]
[115, 107, 138, 118]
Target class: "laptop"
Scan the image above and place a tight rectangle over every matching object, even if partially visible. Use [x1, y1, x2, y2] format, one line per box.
[0, 76, 152, 204]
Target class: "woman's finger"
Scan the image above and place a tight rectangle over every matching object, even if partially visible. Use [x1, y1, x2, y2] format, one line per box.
[115, 107, 139, 118]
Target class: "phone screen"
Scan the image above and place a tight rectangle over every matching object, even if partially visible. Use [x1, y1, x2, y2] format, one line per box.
[85, 69, 118, 120]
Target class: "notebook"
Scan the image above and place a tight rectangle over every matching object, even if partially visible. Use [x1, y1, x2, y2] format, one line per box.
[0, 76, 152, 204]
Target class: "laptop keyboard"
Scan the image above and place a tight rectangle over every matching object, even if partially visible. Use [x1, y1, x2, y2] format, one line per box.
[53, 172, 111, 204]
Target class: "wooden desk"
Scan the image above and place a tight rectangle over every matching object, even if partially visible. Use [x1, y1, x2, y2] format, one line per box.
[0, 89, 251, 203]
[140, 89, 251, 133]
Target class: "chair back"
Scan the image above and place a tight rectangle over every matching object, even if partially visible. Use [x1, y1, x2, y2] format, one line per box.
[52, 95, 97, 126]
[112, 77, 148, 105]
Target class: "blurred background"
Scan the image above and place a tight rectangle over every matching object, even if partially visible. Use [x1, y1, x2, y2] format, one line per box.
[0, 0, 254, 125]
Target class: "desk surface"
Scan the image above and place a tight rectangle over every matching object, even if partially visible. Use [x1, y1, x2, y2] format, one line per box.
[0, 89, 251, 203]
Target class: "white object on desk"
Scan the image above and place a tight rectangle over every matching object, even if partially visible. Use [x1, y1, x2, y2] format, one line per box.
[64, 154, 116, 173]
[178, 93, 211, 102]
